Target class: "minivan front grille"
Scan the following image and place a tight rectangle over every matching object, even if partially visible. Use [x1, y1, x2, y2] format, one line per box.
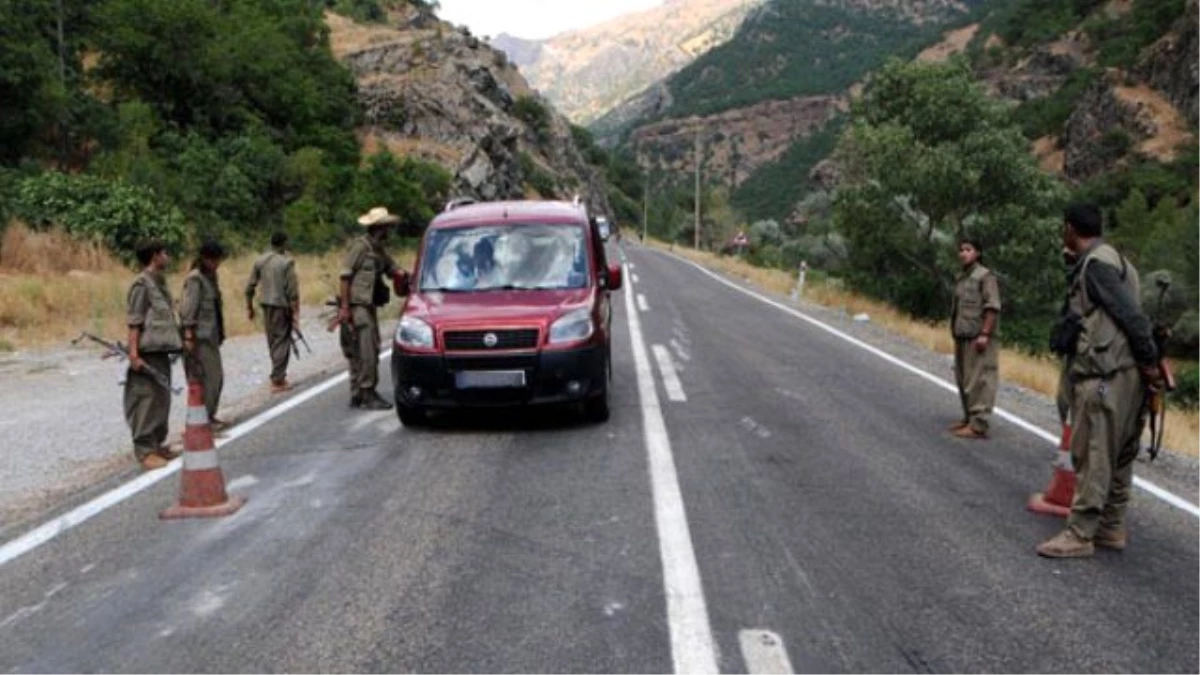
[443, 329, 540, 351]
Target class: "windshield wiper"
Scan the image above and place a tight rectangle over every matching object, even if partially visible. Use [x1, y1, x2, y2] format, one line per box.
[421, 286, 471, 293]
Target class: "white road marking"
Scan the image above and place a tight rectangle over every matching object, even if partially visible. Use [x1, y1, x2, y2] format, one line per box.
[739, 629, 795, 674]
[670, 338, 692, 362]
[225, 475, 260, 492]
[632, 273, 641, 284]
[637, 294, 650, 312]
[0, 351, 395, 567]
[0, 582, 68, 630]
[740, 416, 772, 439]
[660, 250, 1200, 518]
[652, 345, 688, 402]
[623, 265, 719, 674]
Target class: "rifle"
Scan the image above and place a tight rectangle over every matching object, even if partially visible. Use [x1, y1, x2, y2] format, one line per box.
[1145, 276, 1178, 461]
[71, 331, 182, 395]
[291, 324, 313, 357]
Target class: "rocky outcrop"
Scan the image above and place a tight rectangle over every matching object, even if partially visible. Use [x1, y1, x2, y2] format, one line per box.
[1062, 70, 1195, 182]
[1135, 0, 1198, 126]
[327, 9, 610, 215]
[979, 32, 1092, 104]
[630, 95, 844, 188]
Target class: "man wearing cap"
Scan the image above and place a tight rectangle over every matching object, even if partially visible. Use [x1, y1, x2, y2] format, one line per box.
[246, 232, 300, 393]
[948, 237, 1001, 439]
[126, 239, 183, 471]
[181, 240, 228, 428]
[339, 207, 402, 410]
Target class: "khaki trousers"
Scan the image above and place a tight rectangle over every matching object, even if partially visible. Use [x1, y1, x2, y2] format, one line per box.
[184, 340, 223, 420]
[954, 338, 999, 433]
[340, 305, 381, 395]
[124, 353, 172, 460]
[1067, 368, 1144, 539]
[263, 305, 292, 384]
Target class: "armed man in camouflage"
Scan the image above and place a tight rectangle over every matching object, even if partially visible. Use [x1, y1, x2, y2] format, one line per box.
[948, 237, 1001, 439]
[181, 240, 228, 429]
[125, 239, 183, 471]
[1038, 204, 1162, 558]
[339, 207, 402, 410]
[246, 232, 300, 393]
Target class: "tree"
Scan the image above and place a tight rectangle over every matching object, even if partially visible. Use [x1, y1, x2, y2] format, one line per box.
[832, 58, 1068, 344]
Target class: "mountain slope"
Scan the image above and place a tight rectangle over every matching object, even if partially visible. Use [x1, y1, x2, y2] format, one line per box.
[491, 0, 762, 125]
[327, 6, 611, 214]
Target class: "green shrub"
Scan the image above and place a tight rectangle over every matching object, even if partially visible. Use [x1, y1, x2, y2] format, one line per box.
[13, 171, 186, 264]
[1170, 362, 1199, 408]
[513, 96, 552, 143]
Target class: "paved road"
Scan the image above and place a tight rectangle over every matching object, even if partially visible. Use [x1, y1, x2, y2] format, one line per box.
[1, 243, 1196, 673]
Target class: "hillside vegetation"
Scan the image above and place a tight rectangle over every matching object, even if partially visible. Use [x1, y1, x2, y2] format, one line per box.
[0, 0, 450, 260]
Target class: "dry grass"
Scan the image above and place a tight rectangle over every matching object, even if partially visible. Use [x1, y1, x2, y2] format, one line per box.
[0, 224, 415, 351]
[1112, 82, 1195, 162]
[648, 240, 1200, 456]
[916, 23, 980, 63]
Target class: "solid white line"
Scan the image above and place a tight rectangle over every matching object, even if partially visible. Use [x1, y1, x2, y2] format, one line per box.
[652, 344, 688, 402]
[637, 293, 650, 312]
[657, 250, 1200, 519]
[0, 351, 393, 567]
[739, 629, 795, 674]
[624, 265, 719, 674]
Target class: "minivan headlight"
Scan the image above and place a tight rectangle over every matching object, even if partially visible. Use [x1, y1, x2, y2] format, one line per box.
[549, 308, 594, 344]
[396, 316, 434, 349]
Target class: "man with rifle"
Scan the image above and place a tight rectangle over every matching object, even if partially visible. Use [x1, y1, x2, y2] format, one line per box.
[124, 239, 184, 471]
[246, 232, 300, 393]
[1038, 204, 1164, 558]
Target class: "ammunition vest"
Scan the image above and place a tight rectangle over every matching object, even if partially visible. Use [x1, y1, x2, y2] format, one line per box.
[135, 272, 182, 354]
[185, 269, 224, 343]
[1067, 243, 1140, 379]
[951, 264, 993, 339]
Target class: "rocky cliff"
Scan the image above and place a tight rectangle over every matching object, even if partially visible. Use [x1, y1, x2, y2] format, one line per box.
[326, 7, 610, 215]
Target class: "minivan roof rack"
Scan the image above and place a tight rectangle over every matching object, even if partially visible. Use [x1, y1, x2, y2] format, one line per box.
[444, 196, 478, 212]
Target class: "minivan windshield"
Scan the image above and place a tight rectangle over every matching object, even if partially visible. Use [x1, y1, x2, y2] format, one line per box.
[419, 223, 589, 292]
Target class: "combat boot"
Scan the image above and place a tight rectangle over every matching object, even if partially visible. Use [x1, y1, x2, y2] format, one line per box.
[1036, 529, 1095, 558]
[1094, 526, 1127, 551]
[360, 391, 393, 411]
[349, 393, 362, 408]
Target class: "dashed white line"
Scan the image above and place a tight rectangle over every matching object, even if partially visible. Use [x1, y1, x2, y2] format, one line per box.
[632, 273, 641, 284]
[623, 265, 718, 674]
[652, 345, 688, 402]
[670, 338, 692, 362]
[637, 293, 650, 312]
[659, 250, 1200, 519]
[739, 629, 795, 674]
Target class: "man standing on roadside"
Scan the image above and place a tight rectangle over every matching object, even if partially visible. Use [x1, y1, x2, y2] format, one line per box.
[1038, 204, 1161, 558]
[181, 240, 228, 429]
[339, 207, 402, 410]
[948, 237, 1001, 439]
[125, 239, 183, 471]
[246, 232, 299, 393]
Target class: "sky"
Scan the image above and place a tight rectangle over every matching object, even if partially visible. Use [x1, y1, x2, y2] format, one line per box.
[435, 0, 664, 40]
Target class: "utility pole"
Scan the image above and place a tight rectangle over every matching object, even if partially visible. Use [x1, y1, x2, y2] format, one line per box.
[694, 128, 701, 250]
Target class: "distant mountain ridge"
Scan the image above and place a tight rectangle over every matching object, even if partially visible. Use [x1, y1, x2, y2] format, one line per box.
[490, 0, 762, 125]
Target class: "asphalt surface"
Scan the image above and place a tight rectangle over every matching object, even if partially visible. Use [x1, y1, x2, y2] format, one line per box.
[0, 242, 1196, 673]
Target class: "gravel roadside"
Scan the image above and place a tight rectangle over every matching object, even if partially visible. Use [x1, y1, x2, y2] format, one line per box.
[0, 307, 398, 537]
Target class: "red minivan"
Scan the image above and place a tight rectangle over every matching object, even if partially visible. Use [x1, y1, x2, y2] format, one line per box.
[390, 199, 623, 426]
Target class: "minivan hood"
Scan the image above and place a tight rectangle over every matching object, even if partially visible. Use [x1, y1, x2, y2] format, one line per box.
[405, 287, 592, 325]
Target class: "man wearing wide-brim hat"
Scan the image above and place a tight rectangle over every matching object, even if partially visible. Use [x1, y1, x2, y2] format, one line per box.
[338, 206, 403, 410]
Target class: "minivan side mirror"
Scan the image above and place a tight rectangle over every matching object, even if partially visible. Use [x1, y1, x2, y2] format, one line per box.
[393, 270, 411, 297]
[605, 264, 623, 291]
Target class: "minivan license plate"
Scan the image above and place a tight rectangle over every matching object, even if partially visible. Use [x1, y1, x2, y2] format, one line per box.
[455, 370, 526, 389]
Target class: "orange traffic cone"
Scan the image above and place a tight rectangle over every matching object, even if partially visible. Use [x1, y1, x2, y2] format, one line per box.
[160, 379, 246, 520]
[1027, 424, 1075, 517]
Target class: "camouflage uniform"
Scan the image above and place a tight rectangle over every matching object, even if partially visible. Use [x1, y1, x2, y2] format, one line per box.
[950, 262, 1001, 435]
[124, 271, 181, 461]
